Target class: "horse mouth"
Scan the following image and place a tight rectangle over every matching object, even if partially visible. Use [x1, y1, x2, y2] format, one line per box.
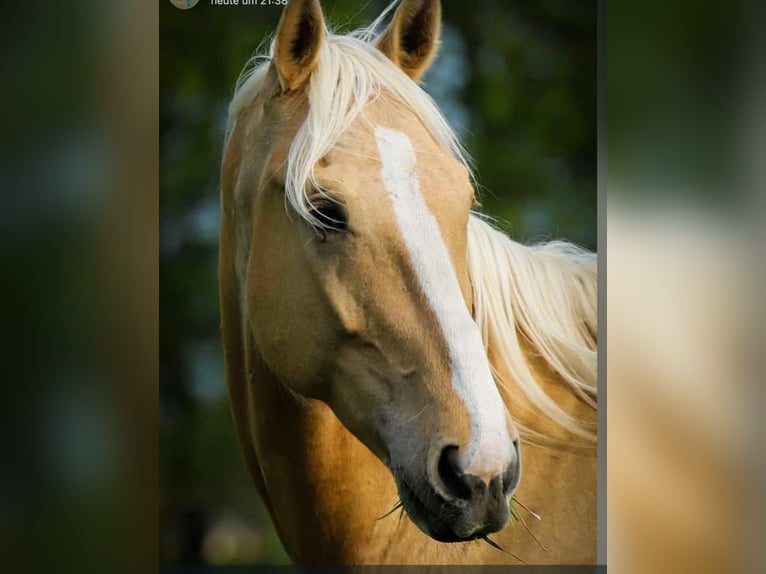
[395, 474, 503, 543]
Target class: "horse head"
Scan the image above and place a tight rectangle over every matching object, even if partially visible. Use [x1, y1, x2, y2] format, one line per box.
[221, 0, 521, 542]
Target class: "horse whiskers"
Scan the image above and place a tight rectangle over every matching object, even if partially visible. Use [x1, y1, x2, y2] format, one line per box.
[376, 498, 404, 521]
[512, 496, 541, 521]
[375, 487, 540, 560]
[479, 535, 526, 563]
[402, 400, 432, 426]
[509, 496, 547, 551]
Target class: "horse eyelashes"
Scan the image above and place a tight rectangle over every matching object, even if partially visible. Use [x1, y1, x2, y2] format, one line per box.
[310, 200, 348, 234]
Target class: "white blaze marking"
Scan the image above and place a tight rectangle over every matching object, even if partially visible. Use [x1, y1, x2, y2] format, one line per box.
[374, 126, 512, 477]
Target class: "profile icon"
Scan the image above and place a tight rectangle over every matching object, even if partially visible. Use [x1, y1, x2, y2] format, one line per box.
[170, 0, 199, 9]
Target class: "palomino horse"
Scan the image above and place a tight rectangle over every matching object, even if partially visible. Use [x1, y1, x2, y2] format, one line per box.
[219, 0, 597, 564]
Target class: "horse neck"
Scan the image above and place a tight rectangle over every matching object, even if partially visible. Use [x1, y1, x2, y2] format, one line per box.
[243, 336, 403, 563]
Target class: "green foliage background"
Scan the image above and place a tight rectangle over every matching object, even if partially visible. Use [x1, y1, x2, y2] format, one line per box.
[160, 0, 595, 564]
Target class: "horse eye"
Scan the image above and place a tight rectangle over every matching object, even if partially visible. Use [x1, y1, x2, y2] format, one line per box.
[309, 200, 348, 235]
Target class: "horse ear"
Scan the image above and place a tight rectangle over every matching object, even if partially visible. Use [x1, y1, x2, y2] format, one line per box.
[273, 0, 326, 92]
[376, 0, 441, 82]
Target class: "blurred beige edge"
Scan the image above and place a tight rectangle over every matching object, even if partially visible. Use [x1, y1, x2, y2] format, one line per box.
[606, 196, 760, 574]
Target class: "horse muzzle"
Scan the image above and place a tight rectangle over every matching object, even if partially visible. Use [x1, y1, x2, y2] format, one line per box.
[394, 440, 521, 542]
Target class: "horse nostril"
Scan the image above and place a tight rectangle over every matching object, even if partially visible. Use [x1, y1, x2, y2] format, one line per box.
[437, 445, 472, 500]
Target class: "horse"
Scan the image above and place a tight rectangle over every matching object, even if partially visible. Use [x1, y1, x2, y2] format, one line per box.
[218, 0, 597, 564]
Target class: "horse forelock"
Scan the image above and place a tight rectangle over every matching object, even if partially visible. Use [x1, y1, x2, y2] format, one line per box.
[223, 24, 471, 231]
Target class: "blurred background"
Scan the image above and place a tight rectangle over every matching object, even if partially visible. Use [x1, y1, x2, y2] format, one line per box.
[606, 2, 759, 573]
[160, 0, 595, 565]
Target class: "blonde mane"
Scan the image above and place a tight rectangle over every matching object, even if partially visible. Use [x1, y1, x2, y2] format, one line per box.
[468, 215, 598, 443]
[224, 14, 597, 442]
